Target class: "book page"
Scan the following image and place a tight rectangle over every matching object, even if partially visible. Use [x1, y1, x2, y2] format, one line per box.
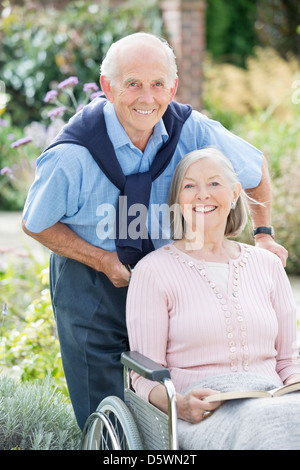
[273, 381, 300, 397]
[203, 389, 271, 403]
[203, 381, 300, 403]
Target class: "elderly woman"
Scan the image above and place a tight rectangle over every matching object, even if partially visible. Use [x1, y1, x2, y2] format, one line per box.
[126, 147, 300, 450]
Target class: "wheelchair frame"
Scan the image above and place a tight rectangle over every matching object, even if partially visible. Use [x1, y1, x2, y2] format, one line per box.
[81, 351, 179, 450]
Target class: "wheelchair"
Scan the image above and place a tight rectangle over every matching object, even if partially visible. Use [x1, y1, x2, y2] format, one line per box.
[81, 351, 178, 450]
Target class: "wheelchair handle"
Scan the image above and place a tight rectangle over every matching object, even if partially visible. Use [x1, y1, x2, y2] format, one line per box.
[121, 351, 171, 382]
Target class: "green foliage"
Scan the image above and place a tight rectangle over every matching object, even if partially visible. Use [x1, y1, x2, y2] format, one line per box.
[234, 110, 300, 275]
[0, 0, 163, 209]
[0, 0, 163, 126]
[270, 150, 300, 275]
[232, 107, 300, 175]
[233, 108, 300, 274]
[206, 0, 258, 66]
[256, 0, 300, 60]
[0, 120, 38, 210]
[0, 252, 67, 395]
[203, 49, 300, 273]
[206, 0, 300, 66]
[0, 374, 81, 450]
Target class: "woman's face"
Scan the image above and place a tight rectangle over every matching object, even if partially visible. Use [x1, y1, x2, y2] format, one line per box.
[178, 158, 241, 240]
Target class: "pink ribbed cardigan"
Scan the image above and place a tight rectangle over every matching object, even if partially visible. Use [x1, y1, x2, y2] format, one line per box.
[126, 243, 300, 401]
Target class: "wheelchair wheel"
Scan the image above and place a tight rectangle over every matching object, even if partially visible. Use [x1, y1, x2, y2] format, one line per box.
[81, 396, 143, 450]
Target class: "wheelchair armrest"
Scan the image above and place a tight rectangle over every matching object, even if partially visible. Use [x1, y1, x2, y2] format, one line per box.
[121, 351, 171, 382]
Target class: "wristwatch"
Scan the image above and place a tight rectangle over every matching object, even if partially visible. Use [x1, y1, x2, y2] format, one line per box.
[252, 226, 275, 238]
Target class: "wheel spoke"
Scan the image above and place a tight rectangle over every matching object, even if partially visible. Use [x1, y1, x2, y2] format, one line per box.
[81, 397, 143, 450]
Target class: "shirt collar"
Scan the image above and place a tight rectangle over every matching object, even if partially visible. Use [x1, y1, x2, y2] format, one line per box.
[103, 101, 169, 151]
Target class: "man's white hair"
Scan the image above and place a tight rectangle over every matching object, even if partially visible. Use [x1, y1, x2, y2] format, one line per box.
[100, 32, 178, 85]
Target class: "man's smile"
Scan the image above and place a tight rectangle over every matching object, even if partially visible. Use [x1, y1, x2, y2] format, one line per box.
[133, 108, 156, 115]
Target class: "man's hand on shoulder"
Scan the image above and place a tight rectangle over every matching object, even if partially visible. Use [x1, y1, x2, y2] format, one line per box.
[254, 234, 288, 267]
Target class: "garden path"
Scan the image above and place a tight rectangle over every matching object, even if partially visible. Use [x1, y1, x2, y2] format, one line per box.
[1, 211, 300, 329]
[0, 211, 47, 260]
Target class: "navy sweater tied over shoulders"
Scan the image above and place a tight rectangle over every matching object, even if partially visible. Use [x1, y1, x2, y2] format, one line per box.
[45, 96, 192, 266]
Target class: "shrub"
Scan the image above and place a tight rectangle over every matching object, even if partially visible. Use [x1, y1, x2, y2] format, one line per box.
[271, 147, 300, 274]
[0, 252, 67, 396]
[0, 122, 38, 210]
[203, 48, 300, 273]
[0, 374, 81, 450]
[232, 109, 300, 274]
[0, 0, 163, 126]
[203, 47, 300, 120]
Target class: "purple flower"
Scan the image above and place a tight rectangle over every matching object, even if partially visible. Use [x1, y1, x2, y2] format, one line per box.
[76, 104, 84, 113]
[0, 166, 13, 175]
[48, 106, 66, 120]
[83, 82, 99, 93]
[44, 90, 59, 103]
[10, 137, 33, 148]
[0, 118, 9, 127]
[58, 76, 79, 90]
[90, 91, 105, 101]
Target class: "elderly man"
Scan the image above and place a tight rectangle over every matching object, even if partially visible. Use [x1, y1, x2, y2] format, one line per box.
[22, 33, 287, 430]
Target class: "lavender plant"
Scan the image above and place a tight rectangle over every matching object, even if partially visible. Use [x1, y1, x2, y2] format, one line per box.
[0, 374, 81, 450]
[43, 75, 102, 121]
[0, 77, 103, 209]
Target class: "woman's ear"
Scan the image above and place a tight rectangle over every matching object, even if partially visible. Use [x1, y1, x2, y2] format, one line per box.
[233, 182, 242, 202]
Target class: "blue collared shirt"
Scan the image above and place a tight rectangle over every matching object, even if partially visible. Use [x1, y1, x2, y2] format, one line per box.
[23, 101, 263, 251]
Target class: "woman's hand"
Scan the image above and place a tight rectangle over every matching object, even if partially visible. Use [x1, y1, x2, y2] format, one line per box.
[177, 388, 222, 424]
[149, 384, 222, 424]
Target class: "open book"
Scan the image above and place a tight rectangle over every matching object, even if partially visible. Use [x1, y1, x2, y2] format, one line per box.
[203, 381, 300, 403]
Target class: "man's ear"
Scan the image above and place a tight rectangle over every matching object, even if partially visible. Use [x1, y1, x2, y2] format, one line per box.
[100, 76, 114, 103]
[169, 78, 178, 102]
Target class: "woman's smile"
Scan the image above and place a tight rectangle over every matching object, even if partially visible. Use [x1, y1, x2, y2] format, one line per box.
[193, 204, 217, 214]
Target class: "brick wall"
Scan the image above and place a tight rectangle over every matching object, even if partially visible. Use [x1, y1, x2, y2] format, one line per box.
[161, 0, 206, 110]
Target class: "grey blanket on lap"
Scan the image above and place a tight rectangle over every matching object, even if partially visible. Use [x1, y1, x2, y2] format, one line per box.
[178, 373, 300, 450]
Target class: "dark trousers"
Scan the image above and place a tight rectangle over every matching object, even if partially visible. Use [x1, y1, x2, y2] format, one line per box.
[49, 252, 129, 430]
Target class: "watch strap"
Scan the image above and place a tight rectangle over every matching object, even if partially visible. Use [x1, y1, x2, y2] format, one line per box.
[252, 226, 275, 238]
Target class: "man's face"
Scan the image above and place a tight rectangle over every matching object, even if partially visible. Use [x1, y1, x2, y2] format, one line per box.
[100, 42, 178, 150]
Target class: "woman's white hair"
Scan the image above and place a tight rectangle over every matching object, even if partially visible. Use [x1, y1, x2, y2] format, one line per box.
[168, 147, 250, 240]
[100, 32, 178, 85]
